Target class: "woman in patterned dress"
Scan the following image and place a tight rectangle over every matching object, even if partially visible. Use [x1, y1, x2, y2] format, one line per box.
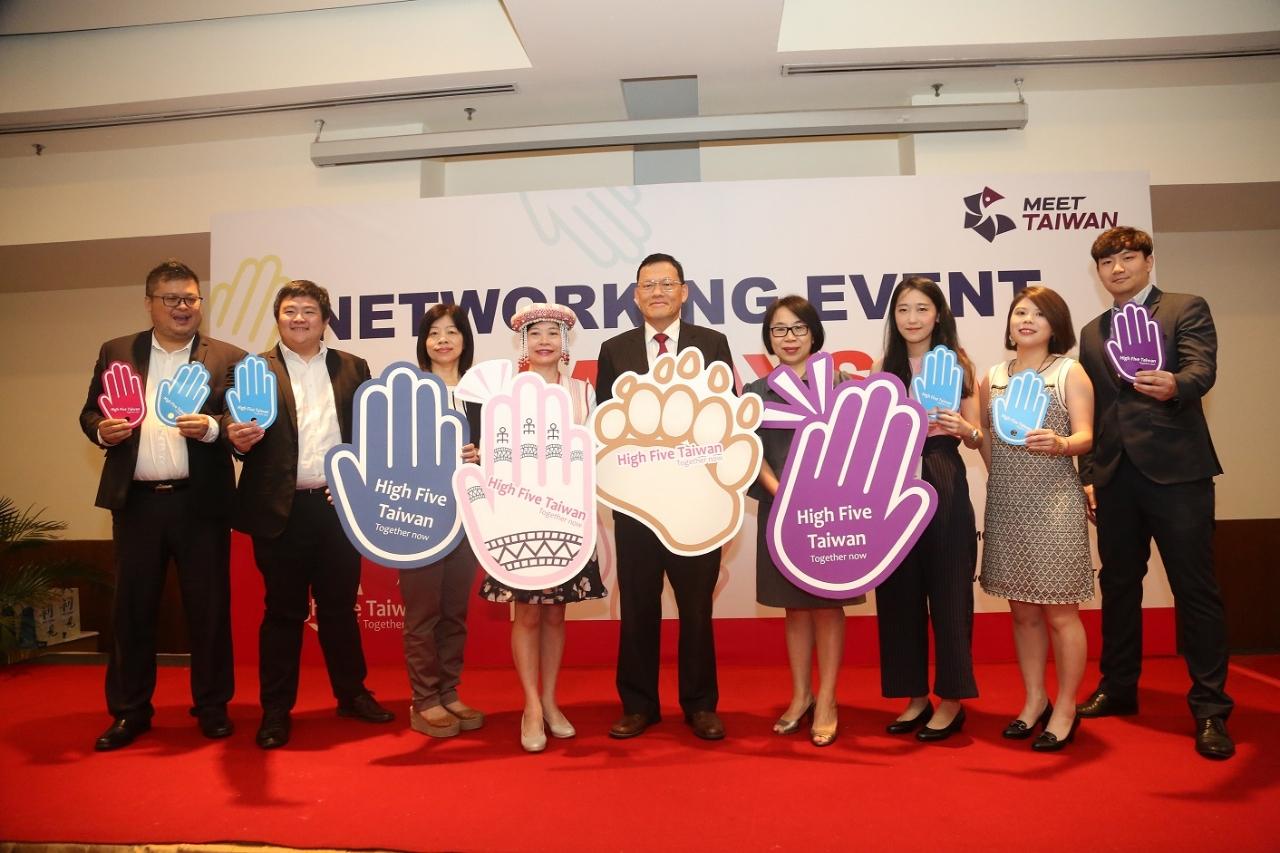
[478, 303, 607, 752]
[979, 286, 1095, 751]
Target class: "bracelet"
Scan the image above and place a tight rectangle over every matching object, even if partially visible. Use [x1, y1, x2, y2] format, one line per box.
[969, 427, 980, 447]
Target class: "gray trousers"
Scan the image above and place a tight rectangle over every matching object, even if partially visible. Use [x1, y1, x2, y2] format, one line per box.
[399, 539, 477, 711]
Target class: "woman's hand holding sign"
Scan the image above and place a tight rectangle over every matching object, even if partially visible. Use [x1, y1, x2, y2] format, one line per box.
[992, 369, 1049, 447]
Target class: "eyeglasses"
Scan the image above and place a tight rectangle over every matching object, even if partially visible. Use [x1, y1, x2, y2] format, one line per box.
[769, 323, 810, 338]
[151, 294, 203, 309]
[637, 279, 683, 294]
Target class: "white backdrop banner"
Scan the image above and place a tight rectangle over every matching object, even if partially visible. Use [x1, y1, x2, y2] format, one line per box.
[211, 172, 1160, 620]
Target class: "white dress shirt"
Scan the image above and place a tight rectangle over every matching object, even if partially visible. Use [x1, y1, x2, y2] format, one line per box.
[280, 342, 342, 489]
[132, 334, 218, 481]
[643, 321, 680, 368]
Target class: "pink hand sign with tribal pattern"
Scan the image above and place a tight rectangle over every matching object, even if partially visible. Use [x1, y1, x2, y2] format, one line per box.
[1106, 302, 1164, 382]
[98, 361, 146, 427]
[453, 369, 597, 591]
[764, 353, 937, 599]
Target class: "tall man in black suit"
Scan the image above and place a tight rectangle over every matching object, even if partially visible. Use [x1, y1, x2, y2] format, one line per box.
[227, 280, 393, 749]
[596, 253, 735, 741]
[80, 260, 246, 750]
[1076, 226, 1234, 759]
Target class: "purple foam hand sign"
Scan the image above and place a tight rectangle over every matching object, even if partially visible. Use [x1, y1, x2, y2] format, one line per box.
[763, 353, 937, 599]
[226, 354, 278, 429]
[992, 368, 1049, 446]
[452, 370, 597, 591]
[910, 344, 963, 419]
[325, 363, 468, 569]
[98, 361, 146, 427]
[155, 361, 211, 427]
[1106, 302, 1164, 382]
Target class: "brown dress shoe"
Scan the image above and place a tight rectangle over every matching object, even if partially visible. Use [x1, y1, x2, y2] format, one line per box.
[609, 712, 653, 739]
[686, 710, 725, 741]
[443, 701, 485, 731]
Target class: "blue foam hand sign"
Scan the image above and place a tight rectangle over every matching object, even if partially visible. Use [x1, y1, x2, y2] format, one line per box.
[325, 363, 469, 569]
[992, 368, 1049, 447]
[226, 354, 278, 429]
[155, 362, 211, 426]
[910, 344, 963, 419]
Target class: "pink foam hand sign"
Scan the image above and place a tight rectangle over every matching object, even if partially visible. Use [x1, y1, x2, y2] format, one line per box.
[763, 353, 937, 599]
[1106, 302, 1164, 382]
[452, 370, 597, 591]
[98, 361, 146, 427]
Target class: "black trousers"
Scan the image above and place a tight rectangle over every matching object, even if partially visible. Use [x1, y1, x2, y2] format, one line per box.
[252, 490, 368, 711]
[614, 514, 720, 718]
[875, 437, 979, 700]
[107, 485, 233, 722]
[1095, 456, 1232, 720]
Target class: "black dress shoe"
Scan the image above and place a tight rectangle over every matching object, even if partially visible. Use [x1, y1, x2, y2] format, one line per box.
[609, 712, 655, 739]
[337, 691, 395, 723]
[256, 709, 292, 749]
[686, 710, 726, 741]
[1076, 689, 1137, 718]
[95, 718, 151, 752]
[1003, 702, 1053, 740]
[886, 702, 933, 735]
[1194, 717, 1235, 760]
[1032, 715, 1081, 752]
[917, 707, 966, 742]
[194, 707, 234, 739]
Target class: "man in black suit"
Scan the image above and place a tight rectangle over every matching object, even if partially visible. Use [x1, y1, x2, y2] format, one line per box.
[227, 280, 393, 748]
[80, 260, 246, 750]
[1076, 226, 1234, 759]
[596, 252, 734, 741]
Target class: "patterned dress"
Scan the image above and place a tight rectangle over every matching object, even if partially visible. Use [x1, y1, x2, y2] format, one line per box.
[479, 374, 607, 605]
[979, 357, 1094, 604]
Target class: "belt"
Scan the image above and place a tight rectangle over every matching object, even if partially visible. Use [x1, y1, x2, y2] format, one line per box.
[131, 479, 190, 493]
[296, 486, 328, 495]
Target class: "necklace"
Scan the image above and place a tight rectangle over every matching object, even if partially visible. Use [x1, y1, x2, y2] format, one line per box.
[1010, 354, 1056, 375]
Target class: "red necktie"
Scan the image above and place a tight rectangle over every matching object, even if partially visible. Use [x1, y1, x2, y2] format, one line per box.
[654, 332, 669, 355]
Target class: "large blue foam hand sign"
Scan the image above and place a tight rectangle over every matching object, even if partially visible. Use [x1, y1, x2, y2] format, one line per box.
[992, 368, 1049, 446]
[910, 344, 963, 419]
[226, 354, 278, 429]
[325, 363, 468, 569]
[155, 362, 211, 427]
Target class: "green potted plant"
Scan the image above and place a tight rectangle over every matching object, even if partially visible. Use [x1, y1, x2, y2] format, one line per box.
[0, 496, 107, 663]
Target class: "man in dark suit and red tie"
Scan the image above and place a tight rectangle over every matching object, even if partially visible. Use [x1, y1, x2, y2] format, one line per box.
[1076, 226, 1234, 759]
[227, 279, 393, 749]
[80, 260, 246, 751]
[595, 252, 735, 741]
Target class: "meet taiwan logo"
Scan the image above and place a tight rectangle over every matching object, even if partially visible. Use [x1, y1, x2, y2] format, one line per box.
[964, 185, 1120, 242]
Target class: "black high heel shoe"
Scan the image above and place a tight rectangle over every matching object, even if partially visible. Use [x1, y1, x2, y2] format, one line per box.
[917, 707, 966, 742]
[773, 699, 815, 735]
[1032, 715, 1081, 752]
[1002, 702, 1053, 740]
[886, 702, 933, 735]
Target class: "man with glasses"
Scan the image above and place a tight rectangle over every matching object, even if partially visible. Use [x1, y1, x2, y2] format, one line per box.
[80, 260, 246, 750]
[595, 252, 735, 741]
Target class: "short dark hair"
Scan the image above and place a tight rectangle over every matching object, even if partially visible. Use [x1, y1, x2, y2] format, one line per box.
[1091, 226, 1153, 261]
[635, 252, 684, 284]
[145, 260, 200, 296]
[761, 295, 825, 355]
[417, 303, 475, 376]
[273, 279, 332, 321]
[1005, 286, 1077, 354]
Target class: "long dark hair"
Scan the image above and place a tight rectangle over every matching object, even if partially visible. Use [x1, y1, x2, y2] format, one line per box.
[881, 276, 975, 397]
[416, 303, 475, 376]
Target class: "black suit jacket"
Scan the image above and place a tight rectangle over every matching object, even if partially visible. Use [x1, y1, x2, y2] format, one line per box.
[231, 345, 371, 539]
[1078, 286, 1222, 488]
[595, 321, 734, 403]
[80, 331, 246, 513]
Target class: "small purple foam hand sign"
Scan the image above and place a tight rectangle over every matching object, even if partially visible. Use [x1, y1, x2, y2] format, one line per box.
[764, 353, 937, 599]
[910, 344, 963, 419]
[452, 369, 597, 591]
[325, 363, 468, 569]
[992, 369, 1049, 446]
[98, 361, 146, 427]
[155, 362, 211, 427]
[226, 354, 278, 429]
[1106, 302, 1164, 382]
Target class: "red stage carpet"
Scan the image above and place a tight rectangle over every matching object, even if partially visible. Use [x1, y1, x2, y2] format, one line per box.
[2, 655, 1277, 852]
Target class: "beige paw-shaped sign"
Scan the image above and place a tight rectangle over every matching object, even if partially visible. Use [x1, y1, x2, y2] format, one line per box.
[592, 349, 762, 556]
